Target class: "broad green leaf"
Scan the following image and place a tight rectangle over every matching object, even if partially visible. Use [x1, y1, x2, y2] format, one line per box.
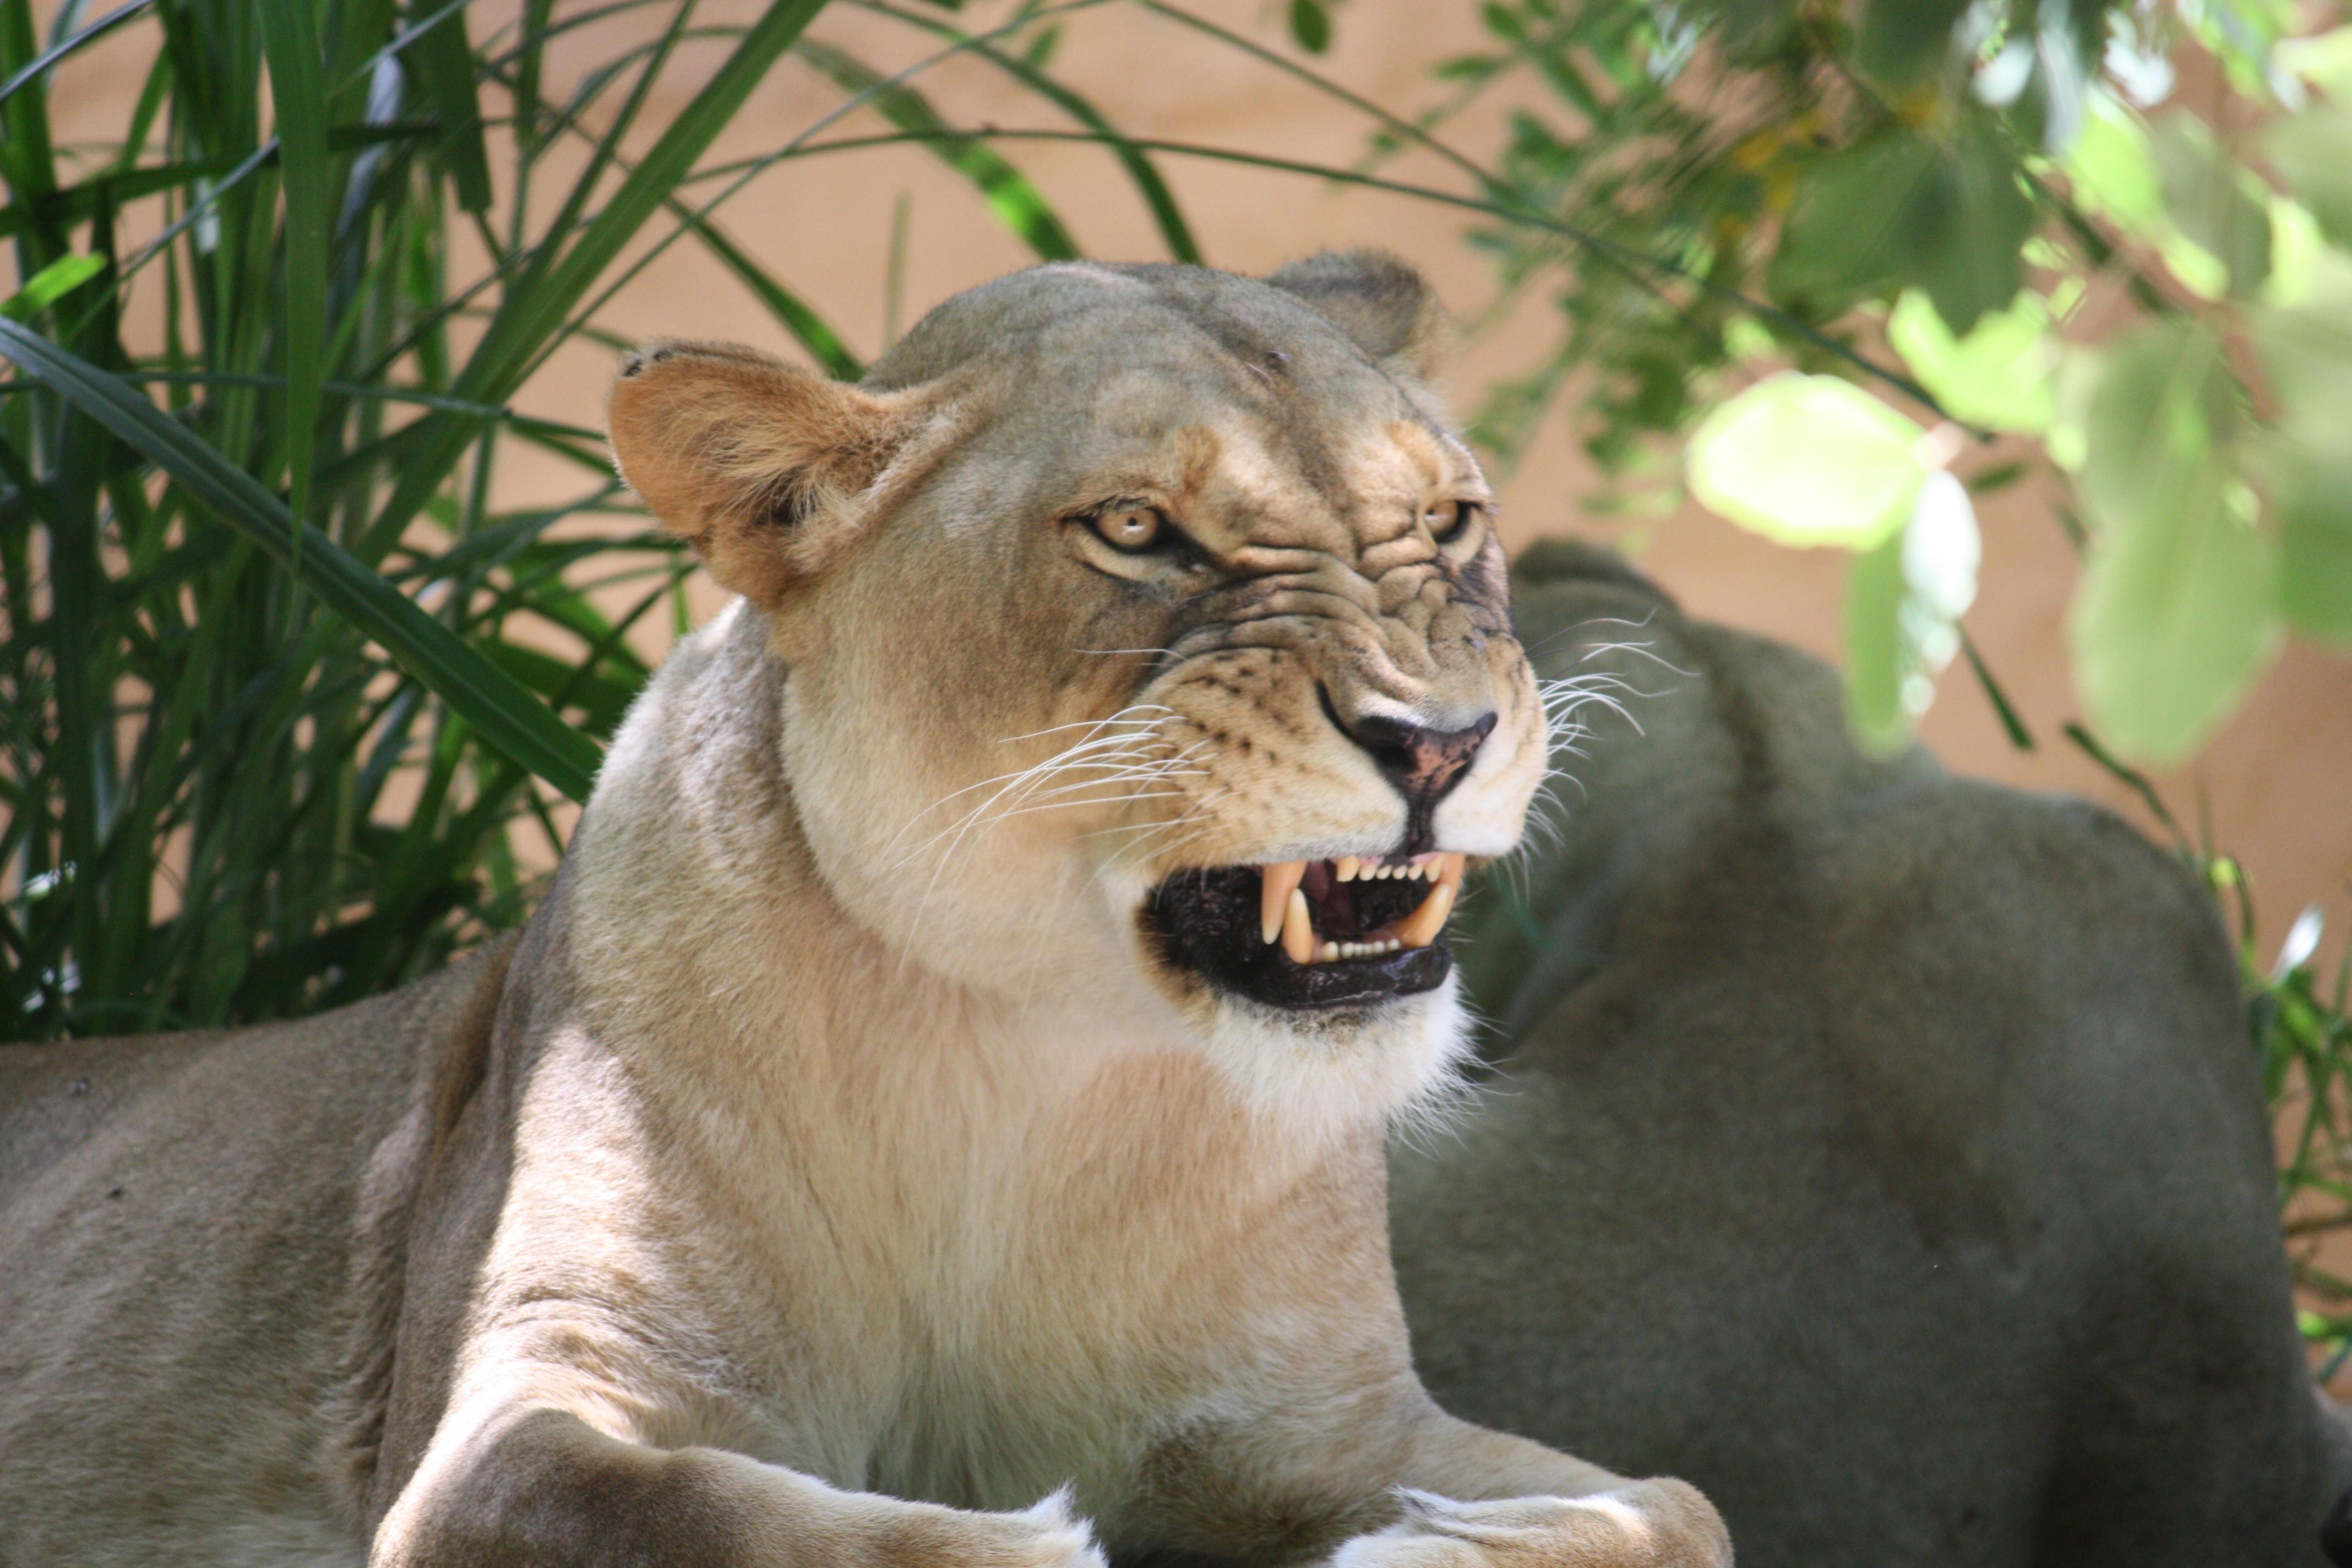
[1854, 0, 1968, 86]
[2268, 106, 2352, 252]
[1771, 117, 2030, 334]
[259, 0, 330, 531]
[2250, 248, 2352, 456]
[1770, 129, 1937, 317]
[2065, 94, 2164, 238]
[1914, 115, 2034, 335]
[2277, 24, 2352, 95]
[1686, 372, 1929, 549]
[2068, 320, 2282, 762]
[0, 250, 102, 320]
[2151, 112, 2270, 297]
[1888, 287, 2056, 433]
[0, 319, 603, 802]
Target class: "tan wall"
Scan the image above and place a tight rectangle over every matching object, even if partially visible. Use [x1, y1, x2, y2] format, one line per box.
[32, 0, 2351, 966]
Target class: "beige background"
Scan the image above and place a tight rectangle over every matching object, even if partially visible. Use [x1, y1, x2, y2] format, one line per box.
[34, 0, 2351, 960]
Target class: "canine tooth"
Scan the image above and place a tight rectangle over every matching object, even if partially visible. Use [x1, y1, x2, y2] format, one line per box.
[1336, 855, 1361, 883]
[1282, 888, 1316, 965]
[1394, 881, 1455, 949]
[1395, 855, 1466, 950]
[1261, 861, 1306, 945]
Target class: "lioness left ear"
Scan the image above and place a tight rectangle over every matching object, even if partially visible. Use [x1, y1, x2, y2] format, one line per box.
[1264, 249, 1451, 385]
[607, 340, 921, 608]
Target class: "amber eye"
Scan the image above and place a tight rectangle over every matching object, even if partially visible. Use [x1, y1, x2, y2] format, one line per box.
[1424, 499, 1480, 545]
[1090, 505, 1168, 553]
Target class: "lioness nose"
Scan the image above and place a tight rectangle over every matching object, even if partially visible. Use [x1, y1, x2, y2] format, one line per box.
[1344, 711, 1497, 810]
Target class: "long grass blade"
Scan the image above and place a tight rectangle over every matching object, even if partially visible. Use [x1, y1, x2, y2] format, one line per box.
[0, 319, 603, 802]
[851, 0, 1199, 263]
[259, 0, 330, 535]
[370, 0, 829, 551]
[794, 37, 1079, 261]
[0, 0, 152, 111]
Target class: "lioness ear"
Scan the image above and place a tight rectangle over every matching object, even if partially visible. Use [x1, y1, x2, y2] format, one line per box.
[1264, 249, 1451, 384]
[607, 340, 917, 607]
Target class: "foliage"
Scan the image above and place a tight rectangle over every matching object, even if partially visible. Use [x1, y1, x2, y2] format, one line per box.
[1411, 0, 2352, 766]
[0, 0, 1131, 1038]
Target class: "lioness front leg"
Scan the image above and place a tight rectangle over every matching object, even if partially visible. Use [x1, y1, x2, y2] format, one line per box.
[372, 1402, 1106, 1568]
[1329, 1409, 1728, 1568]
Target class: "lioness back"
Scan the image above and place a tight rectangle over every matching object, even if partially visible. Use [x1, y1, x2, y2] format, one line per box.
[0, 946, 509, 1566]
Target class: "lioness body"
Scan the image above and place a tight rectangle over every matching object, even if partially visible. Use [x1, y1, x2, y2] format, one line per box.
[0, 262, 1724, 1567]
[1396, 550, 2348, 1566]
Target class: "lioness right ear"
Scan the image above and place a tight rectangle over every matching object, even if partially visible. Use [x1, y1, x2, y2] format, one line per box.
[607, 341, 918, 607]
[1264, 249, 1451, 386]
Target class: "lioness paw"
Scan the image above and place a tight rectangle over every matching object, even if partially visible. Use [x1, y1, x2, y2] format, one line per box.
[950, 1488, 1108, 1568]
[1330, 1483, 1729, 1568]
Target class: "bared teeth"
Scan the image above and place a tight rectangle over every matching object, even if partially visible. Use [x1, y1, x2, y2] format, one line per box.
[1260, 861, 1306, 945]
[1391, 852, 1466, 949]
[1282, 888, 1316, 965]
[1259, 853, 1468, 965]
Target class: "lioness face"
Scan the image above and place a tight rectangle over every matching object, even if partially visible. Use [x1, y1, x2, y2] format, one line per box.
[609, 258, 1544, 1069]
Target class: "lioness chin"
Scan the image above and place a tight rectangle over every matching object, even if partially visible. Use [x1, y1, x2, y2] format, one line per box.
[0, 254, 1727, 1568]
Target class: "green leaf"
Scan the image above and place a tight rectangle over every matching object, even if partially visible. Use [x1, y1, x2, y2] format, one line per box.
[0, 250, 102, 320]
[2068, 319, 2282, 762]
[2268, 106, 2352, 253]
[258, 0, 330, 530]
[1686, 372, 1929, 549]
[1888, 288, 2057, 433]
[1854, 0, 1968, 88]
[1771, 117, 2032, 334]
[1770, 129, 1937, 317]
[1289, 0, 1331, 54]
[403, 0, 493, 213]
[2152, 111, 2270, 297]
[0, 319, 603, 802]
[2065, 92, 2165, 238]
[1913, 116, 2034, 335]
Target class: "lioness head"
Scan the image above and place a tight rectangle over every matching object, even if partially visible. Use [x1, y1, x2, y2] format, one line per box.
[607, 255, 1544, 1084]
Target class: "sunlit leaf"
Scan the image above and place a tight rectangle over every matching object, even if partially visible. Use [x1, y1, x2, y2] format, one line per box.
[2152, 111, 2271, 297]
[1888, 287, 2056, 433]
[1686, 372, 1929, 549]
[2268, 105, 2352, 251]
[2064, 93, 2165, 238]
[0, 250, 102, 320]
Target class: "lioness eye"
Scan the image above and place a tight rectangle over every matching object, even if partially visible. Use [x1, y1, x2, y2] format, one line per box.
[1091, 506, 1167, 553]
[1424, 500, 1480, 545]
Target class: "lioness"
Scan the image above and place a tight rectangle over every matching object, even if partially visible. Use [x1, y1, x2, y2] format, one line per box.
[0, 257, 1728, 1568]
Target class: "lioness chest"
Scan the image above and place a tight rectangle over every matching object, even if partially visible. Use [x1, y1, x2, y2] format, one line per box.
[427, 989, 1396, 1518]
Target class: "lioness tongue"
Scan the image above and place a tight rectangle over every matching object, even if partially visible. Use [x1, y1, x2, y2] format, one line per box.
[1257, 854, 1466, 965]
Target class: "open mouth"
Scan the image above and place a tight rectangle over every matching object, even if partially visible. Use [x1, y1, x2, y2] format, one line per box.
[1144, 853, 1467, 1010]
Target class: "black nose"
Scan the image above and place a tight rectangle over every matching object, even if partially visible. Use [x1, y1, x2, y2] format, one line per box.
[1343, 710, 1498, 811]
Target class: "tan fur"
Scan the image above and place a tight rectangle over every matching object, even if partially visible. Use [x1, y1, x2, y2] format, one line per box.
[0, 257, 1726, 1568]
